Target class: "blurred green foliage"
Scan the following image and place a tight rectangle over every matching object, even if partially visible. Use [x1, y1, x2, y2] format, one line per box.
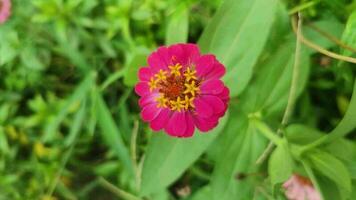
[0, 0, 356, 200]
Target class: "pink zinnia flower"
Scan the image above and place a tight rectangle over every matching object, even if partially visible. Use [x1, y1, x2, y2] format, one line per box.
[0, 0, 11, 24]
[135, 43, 229, 137]
[283, 174, 322, 200]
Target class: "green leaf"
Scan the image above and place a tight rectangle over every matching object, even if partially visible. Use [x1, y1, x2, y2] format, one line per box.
[123, 49, 150, 87]
[341, 11, 356, 58]
[307, 150, 352, 199]
[165, 4, 189, 45]
[285, 124, 323, 145]
[140, 113, 229, 196]
[198, 0, 278, 97]
[96, 92, 134, 176]
[268, 141, 293, 187]
[210, 115, 268, 200]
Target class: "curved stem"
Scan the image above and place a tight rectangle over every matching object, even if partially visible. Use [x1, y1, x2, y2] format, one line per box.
[291, 16, 356, 64]
[256, 13, 303, 164]
[98, 177, 142, 200]
[306, 22, 356, 53]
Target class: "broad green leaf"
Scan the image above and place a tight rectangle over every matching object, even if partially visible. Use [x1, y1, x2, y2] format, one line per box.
[165, 4, 189, 45]
[210, 115, 267, 200]
[96, 93, 134, 176]
[123, 49, 150, 87]
[140, 113, 229, 196]
[307, 150, 352, 199]
[269, 141, 293, 187]
[198, 0, 278, 97]
[42, 72, 95, 142]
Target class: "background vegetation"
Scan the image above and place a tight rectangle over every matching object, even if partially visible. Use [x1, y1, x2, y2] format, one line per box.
[0, 0, 356, 199]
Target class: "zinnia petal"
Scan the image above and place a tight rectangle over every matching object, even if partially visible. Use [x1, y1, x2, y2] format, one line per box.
[164, 112, 187, 137]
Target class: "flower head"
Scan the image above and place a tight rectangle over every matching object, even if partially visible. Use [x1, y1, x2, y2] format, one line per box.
[0, 0, 11, 24]
[283, 174, 321, 200]
[135, 43, 229, 137]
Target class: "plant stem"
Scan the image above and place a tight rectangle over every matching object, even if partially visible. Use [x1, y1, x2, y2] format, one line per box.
[98, 177, 142, 200]
[306, 22, 356, 53]
[288, 0, 320, 15]
[291, 16, 356, 64]
[256, 13, 303, 164]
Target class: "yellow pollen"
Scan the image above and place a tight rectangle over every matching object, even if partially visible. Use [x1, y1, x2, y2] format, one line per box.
[156, 95, 168, 108]
[183, 95, 195, 109]
[170, 97, 185, 112]
[184, 81, 200, 97]
[148, 77, 158, 91]
[168, 63, 182, 76]
[183, 68, 197, 81]
[155, 69, 168, 81]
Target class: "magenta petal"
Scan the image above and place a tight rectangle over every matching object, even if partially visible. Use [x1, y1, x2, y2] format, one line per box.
[200, 79, 224, 95]
[182, 113, 195, 137]
[196, 55, 215, 77]
[138, 67, 152, 82]
[183, 44, 200, 63]
[141, 104, 161, 122]
[135, 82, 150, 96]
[148, 52, 168, 72]
[194, 98, 213, 118]
[164, 112, 187, 137]
[205, 62, 226, 80]
[138, 93, 159, 107]
[194, 116, 218, 132]
[150, 108, 171, 131]
[201, 95, 225, 115]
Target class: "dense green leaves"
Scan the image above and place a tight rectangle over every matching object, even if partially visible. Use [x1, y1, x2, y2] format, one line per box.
[140, 113, 229, 196]
[199, 0, 278, 97]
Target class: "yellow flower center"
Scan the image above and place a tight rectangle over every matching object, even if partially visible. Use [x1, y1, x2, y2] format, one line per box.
[147, 64, 201, 111]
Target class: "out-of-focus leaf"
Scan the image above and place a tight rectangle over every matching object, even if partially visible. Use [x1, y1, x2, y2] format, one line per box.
[165, 4, 189, 45]
[123, 48, 150, 87]
[96, 93, 134, 176]
[307, 150, 352, 199]
[64, 100, 86, 147]
[268, 141, 293, 187]
[198, 0, 278, 97]
[140, 113, 229, 196]
[42, 73, 95, 142]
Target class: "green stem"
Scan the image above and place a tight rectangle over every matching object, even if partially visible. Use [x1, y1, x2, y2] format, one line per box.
[253, 120, 283, 146]
[288, 0, 320, 15]
[255, 13, 303, 164]
[98, 177, 142, 200]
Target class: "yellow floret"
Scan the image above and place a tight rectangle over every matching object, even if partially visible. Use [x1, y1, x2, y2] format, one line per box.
[183, 68, 197, 81]
[183, 95, 195, 109]
[148, 77, 158, 91]
[155, 69, 168, 81]
[156, 94, 168, 108]
[168, 63, 183, 76]
[184, 81, 200, 97]
[170, 97, 185, 112]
